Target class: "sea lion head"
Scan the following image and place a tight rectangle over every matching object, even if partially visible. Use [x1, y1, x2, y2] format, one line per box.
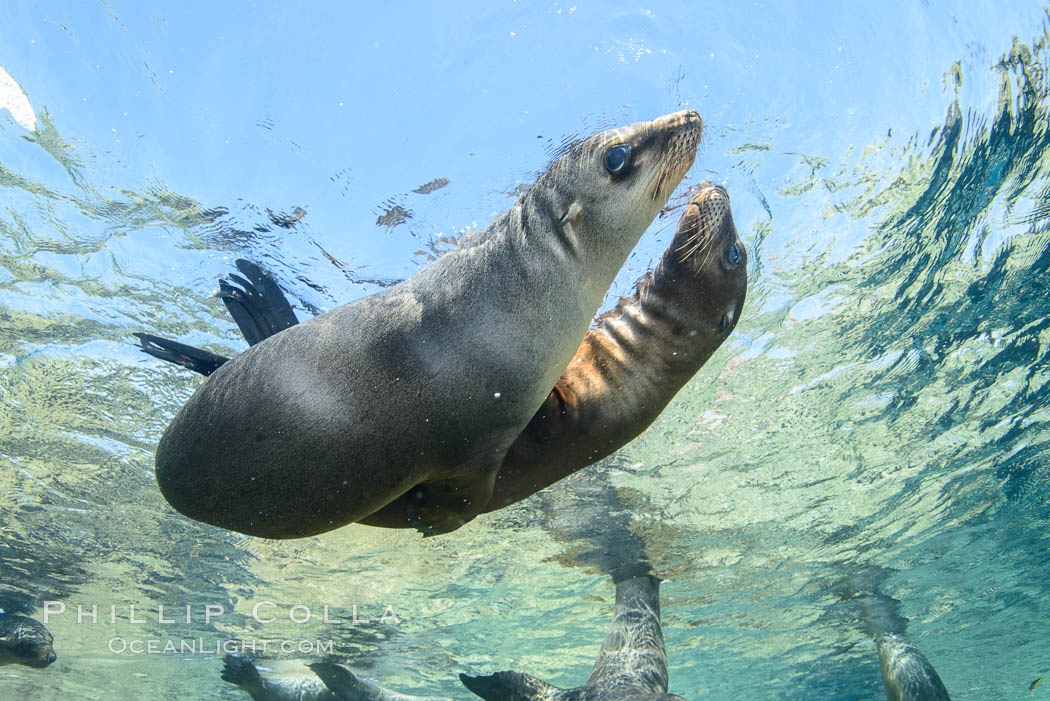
[659, 182, 748, 342]
[0, 614, 56, 668]
[524, 110, 703, 286]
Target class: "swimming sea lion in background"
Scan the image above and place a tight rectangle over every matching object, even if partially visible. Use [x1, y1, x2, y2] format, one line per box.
[839, 570, 952, 701]
[222, 654, 334, 701]
[310, 662, 451, 701]
[222, 654, 448, 701]
[459, 574, 686, 701]
[0, 613, 56, 668]
[858, 593, 952, 701]
[149, 110, 702, 538]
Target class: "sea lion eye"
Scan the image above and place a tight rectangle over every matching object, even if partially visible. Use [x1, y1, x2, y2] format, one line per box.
[728, 244, 741, 265]
[604, 144, 632, 175]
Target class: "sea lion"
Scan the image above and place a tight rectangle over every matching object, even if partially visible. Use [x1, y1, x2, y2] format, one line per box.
[310, 662, 451, 701]
[368, 181, 746, 524]
[0, 613, 56, 668]
[858, 594, 952, 701]
[150, 110, 702, 538]
[222, 654, 335, 701]
[222, 654, 447, 701]
[137, 182, 744, 530]
[459, 574, 686, 700]
[840, 570, 952, 701]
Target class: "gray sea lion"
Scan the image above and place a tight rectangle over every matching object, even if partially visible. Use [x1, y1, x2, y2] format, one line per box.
[0, 613, 56, 668]
[460, 574, 685, 700]
[221, 654, 448, 701]
[151, 110, 702, 538]
[138, 181, 742, 532]
[859, 593, 952, 701]
[840, 570, 952, 701]
[222, 654, 335, 701]
[310, 661, 451, 701]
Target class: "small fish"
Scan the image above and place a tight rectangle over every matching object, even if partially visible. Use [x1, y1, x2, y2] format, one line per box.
[1032, 677, 1044, 692]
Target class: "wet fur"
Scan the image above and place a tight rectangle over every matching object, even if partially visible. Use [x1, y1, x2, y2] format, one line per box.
[150, 111, 701, 538]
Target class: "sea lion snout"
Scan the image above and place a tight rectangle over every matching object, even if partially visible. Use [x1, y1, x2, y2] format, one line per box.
[0, 614, 57, 668]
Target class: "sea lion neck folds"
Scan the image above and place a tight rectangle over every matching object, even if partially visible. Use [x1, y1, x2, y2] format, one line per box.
[153, 111, 701, 538]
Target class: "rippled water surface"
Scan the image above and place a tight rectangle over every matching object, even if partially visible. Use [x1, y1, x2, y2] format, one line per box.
[1, 2, 1049, 699]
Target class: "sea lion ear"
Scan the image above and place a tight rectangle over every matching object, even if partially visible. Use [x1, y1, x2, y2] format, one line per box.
[562, 201, 584, 228]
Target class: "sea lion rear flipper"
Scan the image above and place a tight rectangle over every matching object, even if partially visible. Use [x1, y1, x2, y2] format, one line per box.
[220, 653, 263, 692]
[459, 671, 567, 701]
[217, 259, 299, 345]
[133, 332, 230, 377]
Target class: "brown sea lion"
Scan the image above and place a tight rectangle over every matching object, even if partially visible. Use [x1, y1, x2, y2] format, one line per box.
[148, 110, 702, 538]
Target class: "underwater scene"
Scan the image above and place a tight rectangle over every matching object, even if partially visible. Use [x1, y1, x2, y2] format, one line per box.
[1, 1, 1049, 699]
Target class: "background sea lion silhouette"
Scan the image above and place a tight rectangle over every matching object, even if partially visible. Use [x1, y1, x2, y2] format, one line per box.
[0, 613, 56, 669]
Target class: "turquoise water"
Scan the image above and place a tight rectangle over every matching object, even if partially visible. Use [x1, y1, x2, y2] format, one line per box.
[1, 2, 1049, 699]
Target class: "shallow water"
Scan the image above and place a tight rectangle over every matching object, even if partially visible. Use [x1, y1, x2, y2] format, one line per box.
[1, 2, 1049, 699]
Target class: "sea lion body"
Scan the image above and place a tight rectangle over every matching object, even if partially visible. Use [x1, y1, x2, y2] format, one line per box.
[222, 655, 446, 701]
[310, 662, 451, 701]
[138, 178, 742, 532]
[0, 613, 56, 668]
[858, 595, 951, 701]
[873, 632, 951, 701]
[460, 574, 686, 700]
[222, 654, 336, 701]
[154, 110, 701, 538]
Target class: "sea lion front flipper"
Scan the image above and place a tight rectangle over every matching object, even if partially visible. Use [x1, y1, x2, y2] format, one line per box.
[403, 459, 502, 536]
[133, 332, 230, 377]
[220, 653, 263, 694]
[217, 259, 300, 346]
[459, 671, 568, 701]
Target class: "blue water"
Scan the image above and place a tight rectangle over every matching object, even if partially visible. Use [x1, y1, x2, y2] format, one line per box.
[1, 2, 1049, 699]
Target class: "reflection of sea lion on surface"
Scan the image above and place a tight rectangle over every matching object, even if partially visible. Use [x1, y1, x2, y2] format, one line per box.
[222, 654, 449, 701]
[138, 180, 744, 533]
[142, 110, 701, 539]
[840, 570, 952, 701]
[0, 612, 56, 668]
[459, 573, 686, 701]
